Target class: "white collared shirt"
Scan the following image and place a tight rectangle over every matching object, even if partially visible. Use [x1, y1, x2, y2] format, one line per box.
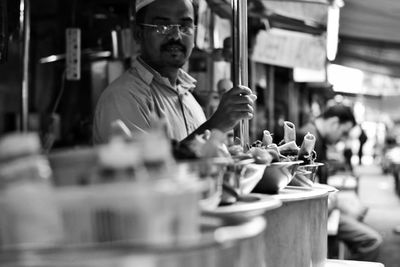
[93, 57, 206, 144]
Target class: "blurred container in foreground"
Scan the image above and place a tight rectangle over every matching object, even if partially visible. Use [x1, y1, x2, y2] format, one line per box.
[0, 133, 63, 249]
[57, 177, 202, 246]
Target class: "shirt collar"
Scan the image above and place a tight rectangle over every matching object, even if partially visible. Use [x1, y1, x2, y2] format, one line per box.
[132, 57, 197, 92]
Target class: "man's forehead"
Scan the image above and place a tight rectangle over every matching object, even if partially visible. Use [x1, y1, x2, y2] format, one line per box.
[341, 121, 354, 127]
[136, 0, 193, 12]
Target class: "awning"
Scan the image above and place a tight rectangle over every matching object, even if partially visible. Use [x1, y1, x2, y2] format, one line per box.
[206, 0, 400, 77]
[334, 0, 400, 77]
[205, 0, 333, 70]
[205, 0, 331, 34]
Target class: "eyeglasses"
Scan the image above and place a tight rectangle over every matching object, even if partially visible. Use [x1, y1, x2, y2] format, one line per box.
[140, 24, 196, 35]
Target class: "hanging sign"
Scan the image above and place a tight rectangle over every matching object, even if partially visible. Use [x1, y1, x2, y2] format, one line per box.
[251, 28, 326, 70]
[258, 0, 329, 25]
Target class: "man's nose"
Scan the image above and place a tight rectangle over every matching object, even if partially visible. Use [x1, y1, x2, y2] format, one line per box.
[167, 26, 182, 40]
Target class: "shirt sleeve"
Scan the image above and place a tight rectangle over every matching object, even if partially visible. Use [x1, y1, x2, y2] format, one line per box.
[92, 87, 152, 144]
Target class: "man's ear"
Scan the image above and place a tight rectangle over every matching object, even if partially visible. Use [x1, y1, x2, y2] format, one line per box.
[133, 25, 142, 42]
[330, 116, 340, 128]
[326, 116, 340, 130]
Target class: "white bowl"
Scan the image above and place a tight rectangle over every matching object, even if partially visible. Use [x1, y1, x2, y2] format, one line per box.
[289, 162, 324, 188]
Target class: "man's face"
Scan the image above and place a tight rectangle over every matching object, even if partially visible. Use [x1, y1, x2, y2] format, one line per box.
[326, 120, 354, 144]
[138, 0, 195, 70]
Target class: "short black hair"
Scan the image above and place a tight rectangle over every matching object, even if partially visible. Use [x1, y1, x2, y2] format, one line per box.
[321, 104, 356, 126]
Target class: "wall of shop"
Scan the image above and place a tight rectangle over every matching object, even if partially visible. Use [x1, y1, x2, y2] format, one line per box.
[0, 0, 132, 147]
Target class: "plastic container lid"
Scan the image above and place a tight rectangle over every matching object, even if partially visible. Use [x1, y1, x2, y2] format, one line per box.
[0, 132, 41, 162]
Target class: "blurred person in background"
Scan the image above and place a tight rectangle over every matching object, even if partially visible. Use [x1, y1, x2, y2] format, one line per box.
[217, 78, 233, 96]
[93, 0, 256, 144]
[297, 103, 356, 184]
[358, 125, 368, 165]
[297, 103, 382, 261]
[207, 78, 233, 116]
[343, 137, 354, 172]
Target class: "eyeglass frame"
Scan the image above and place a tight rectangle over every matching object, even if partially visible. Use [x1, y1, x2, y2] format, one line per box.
[140, 23, 197, 35]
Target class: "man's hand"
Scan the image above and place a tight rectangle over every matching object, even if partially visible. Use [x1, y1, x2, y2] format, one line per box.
[182, 85, 256, 144]
[208, 85, 257, 132]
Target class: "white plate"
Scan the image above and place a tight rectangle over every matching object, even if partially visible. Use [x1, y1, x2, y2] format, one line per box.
[202, 194, 282, 222]
[285, 184, 338, 193]
[312, 183, 339, 193]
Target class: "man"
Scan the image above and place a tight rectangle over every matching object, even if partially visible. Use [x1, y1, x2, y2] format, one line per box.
[297, 103, 356, 184]
[297, 103, 382, 261]
[93, 0, 256, 144]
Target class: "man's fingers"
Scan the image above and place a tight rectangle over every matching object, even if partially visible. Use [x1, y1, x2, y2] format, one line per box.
[229, 104, 254, 116]
[230, 94, 256, 105]
[231, 110, 254, 120]
[238, 85, 253, 95]
[249, 94, 257, 101]
[236, 86, 257, 101]
[222, 86, 257, 106]
[228, 85, 252, 96]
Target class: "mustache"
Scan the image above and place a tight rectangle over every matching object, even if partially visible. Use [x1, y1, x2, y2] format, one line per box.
[161, 41, 186, 53]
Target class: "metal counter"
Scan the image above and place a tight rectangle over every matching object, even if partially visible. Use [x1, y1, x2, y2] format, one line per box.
[263, 186, 330, 267]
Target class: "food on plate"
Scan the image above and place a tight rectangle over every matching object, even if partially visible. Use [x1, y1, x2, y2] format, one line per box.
[262, 130, 273, 146]
[265, 144, 280, 162]
[247, 147, 273, 164]
[172, 121, 320, 205]
[228, 144, 244, 156]
[298, 132, 317, 164]
[283, 121, 296, 143]
[278, 140, 300, 159]
[230, 121, 317, 166]
[251, 139, 263, 148]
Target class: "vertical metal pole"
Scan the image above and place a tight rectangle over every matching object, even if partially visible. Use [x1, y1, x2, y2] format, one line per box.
[232, 0, 249, 148]
[249, 60, 257, 141]
[20, 0, 30, 132]
[129, 0, 136, 29]
[208, 11, 215, 103]
[288, 74, 299, 126]
[267, 65, 275, 131]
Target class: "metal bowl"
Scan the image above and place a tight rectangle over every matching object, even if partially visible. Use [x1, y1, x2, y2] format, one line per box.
[220, 158, 255, 205]
[252, 161, 303, 194]
[289, 162, 324, 188]
[178, 158, 232, 210]
[240, 163, 268, 195]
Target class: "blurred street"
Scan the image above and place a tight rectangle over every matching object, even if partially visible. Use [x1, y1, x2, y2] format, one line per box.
[355, 163, 400, 267]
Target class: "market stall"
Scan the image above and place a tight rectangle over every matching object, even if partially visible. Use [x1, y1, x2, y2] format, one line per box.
[0, 0, 388, 266]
